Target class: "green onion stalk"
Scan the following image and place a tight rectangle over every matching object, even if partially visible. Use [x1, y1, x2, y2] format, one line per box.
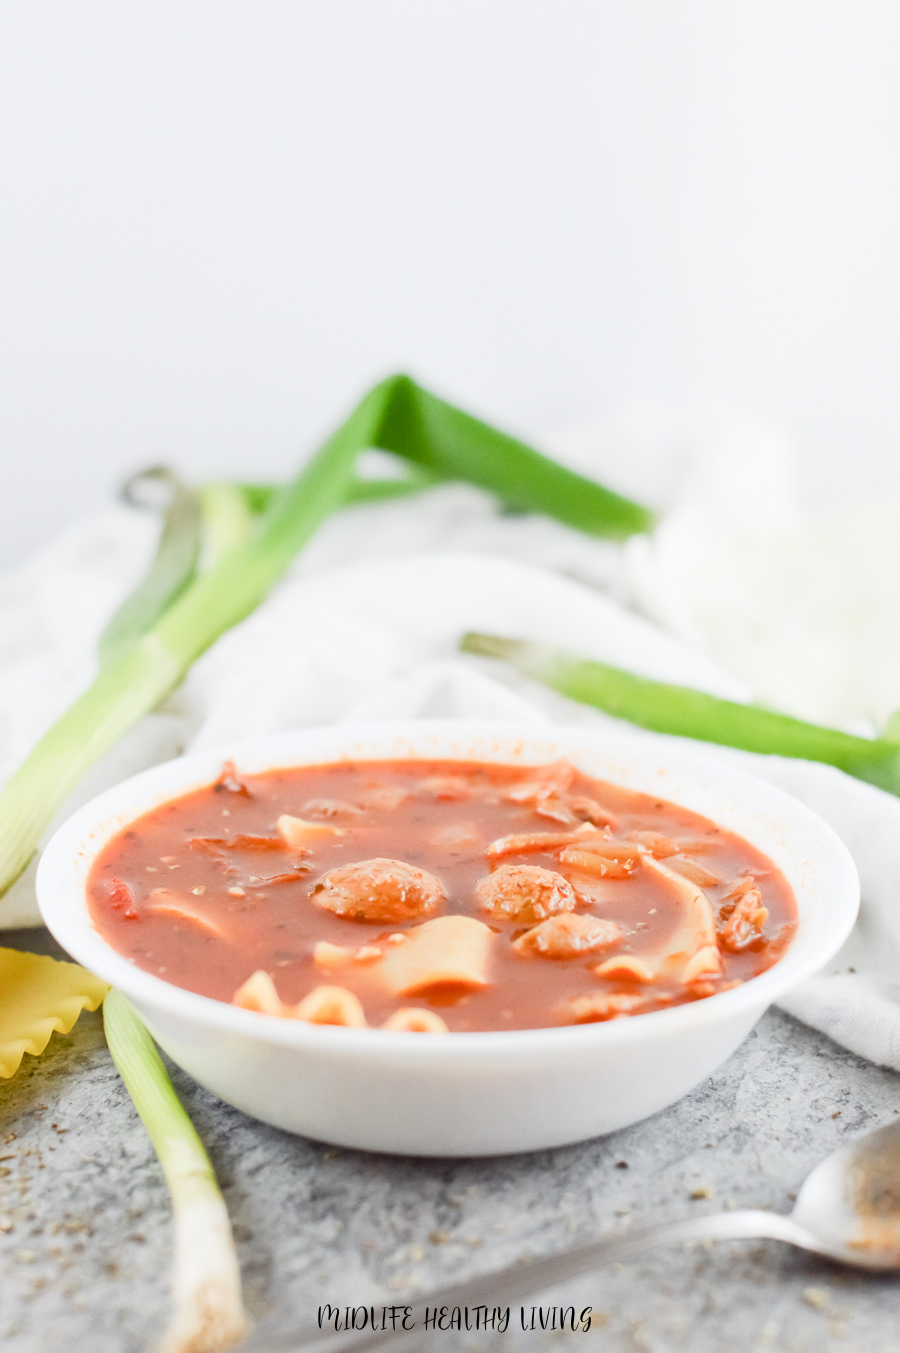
[103, 991, 250, 1353]
[460, 633, 900, 798]
[0, 374, 653, 900]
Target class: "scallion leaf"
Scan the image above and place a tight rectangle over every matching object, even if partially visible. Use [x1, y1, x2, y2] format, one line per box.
[197, 482, 260, 566]
[460, 632, 900, 797]
[98, 468, 203, 665]
[377, 376, 654, 539]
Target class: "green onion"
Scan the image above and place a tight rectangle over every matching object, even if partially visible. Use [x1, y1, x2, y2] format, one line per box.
[377, 376, 653, 539]
[197, 481, 260, 565]
[342, 458, 447, 505]
[99, 468, 203, 665]
[0, 375, 652, 898]
[103, 990, 249, 1352]
[460, 632, 900, 798]
[201, 459, 444, 553]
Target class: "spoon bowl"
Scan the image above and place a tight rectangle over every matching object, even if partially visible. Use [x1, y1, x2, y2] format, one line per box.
[791, 1118, 900, 1267]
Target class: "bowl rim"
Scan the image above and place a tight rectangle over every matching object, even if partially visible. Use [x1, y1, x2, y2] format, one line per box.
[36, 719, 860, 1059]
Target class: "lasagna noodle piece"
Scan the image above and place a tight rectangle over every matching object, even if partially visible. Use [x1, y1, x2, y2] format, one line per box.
[640, 855, 722, 982]
[624, 831, 680, 858]
[503, 764, 618, 829]
[530, 793, 616, 828]
[594, 955, 655, 983]
[148, 889, 230, 939]
[355, 946, 383, 963]
[567, 992, 646, 1023]
[232, 973, 368, 1027]
[687, 977, 742, 1000]
[566, 877, 627, 909]
[564, 837, 640, 858]
[512, 912, 623, 959]
[313, 941, 382, 968]
[532, 795, 580, 825]
[566, 795, 618, 828]
[382, 1008, 449, 1033]
[277, 813, 345, 849]
[557, 845, 636, 879]
[667, 856, 722, 888]
[485, 823, 602, 860]
[378, 915, 493, 997]
[0, 949, 109, 1080]
[190, 833, 286, 855]
[292, 985, 367, 1027]
[627, 831, 718, 858]
[312, 941, 352, 968]
[233, 970, 285, 1015]
[682, 946, 723, 983]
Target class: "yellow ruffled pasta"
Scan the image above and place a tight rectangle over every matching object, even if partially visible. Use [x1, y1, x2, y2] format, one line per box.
[0, 948, 109, 1078]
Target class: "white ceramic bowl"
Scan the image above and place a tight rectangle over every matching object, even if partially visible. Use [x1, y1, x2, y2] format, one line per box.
[37, 721, 859, 1157]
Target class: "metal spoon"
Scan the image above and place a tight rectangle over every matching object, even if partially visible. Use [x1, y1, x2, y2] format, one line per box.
[238, 1119, 900, 1353]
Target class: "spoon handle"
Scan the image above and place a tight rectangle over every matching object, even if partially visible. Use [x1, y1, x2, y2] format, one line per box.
[239, 1210, 817, 1353]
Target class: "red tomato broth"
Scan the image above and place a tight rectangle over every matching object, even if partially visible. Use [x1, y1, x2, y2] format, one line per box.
[87, 759, 797, 1031]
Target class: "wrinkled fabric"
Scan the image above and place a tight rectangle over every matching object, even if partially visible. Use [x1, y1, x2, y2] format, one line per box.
[2, 481, 900, 1074]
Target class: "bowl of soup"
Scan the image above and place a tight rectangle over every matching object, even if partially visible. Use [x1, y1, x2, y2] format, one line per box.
[36, 721, 858, 1156]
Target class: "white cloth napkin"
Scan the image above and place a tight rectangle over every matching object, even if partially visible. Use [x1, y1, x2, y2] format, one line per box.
[3, 490, 900, 1076]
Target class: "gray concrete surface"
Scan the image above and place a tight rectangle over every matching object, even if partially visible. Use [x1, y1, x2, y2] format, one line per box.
[1, 928, 899, 1353]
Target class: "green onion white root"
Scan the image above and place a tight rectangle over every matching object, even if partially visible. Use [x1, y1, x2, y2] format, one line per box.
[103, 990, 250, 1353]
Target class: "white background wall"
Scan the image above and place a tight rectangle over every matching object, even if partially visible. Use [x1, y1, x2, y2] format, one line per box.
[1, 1, 899, 565]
